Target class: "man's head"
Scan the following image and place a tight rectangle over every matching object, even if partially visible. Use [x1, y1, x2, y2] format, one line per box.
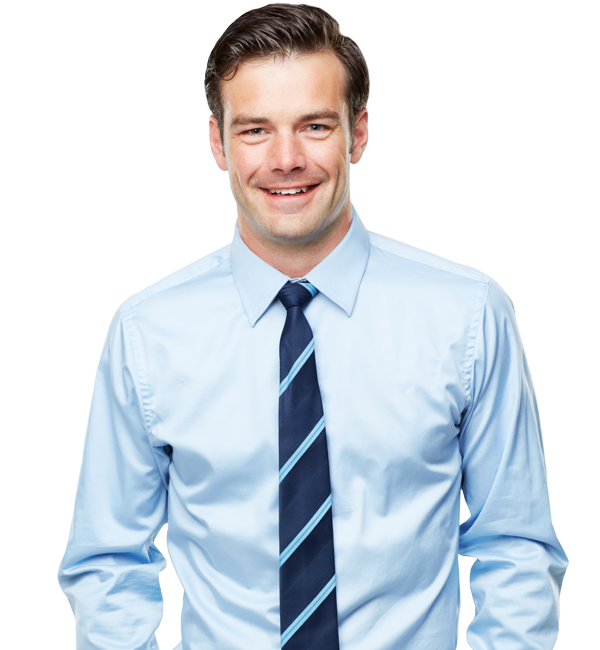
[205, 4, 369, 275]
[205, 3, 369, 146]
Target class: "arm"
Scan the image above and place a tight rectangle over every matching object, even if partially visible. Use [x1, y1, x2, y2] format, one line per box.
[58, 310, 170, 649]
[458, 279, 568, 649]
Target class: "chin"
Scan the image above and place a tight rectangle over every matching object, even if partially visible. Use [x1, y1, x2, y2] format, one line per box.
[272, 221, 329, 245]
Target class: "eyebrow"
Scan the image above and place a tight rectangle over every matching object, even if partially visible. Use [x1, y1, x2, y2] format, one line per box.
[229, 110, 341, 129]
[299, 110, 341, 123]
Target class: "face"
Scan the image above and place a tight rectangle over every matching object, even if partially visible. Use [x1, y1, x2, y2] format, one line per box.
[209, 52, 368, 251]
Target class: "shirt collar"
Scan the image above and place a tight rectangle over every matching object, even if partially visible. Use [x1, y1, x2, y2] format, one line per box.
[230, 205, 370, 327]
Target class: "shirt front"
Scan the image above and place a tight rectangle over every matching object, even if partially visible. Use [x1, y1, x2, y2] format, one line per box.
[59, 208, 567, 650]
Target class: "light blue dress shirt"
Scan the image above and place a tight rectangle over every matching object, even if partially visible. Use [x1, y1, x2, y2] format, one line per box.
[59, 208, 567, 650]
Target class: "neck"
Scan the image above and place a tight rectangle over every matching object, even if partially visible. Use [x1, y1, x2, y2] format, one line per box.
[237, 206, 352, 278]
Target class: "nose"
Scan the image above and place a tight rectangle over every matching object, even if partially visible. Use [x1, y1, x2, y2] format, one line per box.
[268, 131, 306, 175]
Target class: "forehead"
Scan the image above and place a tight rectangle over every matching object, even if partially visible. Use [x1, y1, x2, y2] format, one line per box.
[221, 51, 348, 125]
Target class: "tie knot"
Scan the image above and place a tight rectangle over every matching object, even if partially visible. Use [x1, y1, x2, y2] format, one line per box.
[277, 281, 318, 310]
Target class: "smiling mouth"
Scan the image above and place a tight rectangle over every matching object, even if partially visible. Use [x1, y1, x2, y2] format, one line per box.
[261, 184, 319, 196]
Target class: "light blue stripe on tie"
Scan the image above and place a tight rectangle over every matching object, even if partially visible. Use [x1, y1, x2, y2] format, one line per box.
[301, 281, 317, 296]
[279, 416, 325, 483]
[279, 339, 315, 396]
[280, 495, 332, 566]
[281, 575, 337, 646]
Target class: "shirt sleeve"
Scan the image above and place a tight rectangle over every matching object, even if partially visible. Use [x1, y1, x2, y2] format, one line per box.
[58, 309, 170, 650]
[458, 279, 568, 650]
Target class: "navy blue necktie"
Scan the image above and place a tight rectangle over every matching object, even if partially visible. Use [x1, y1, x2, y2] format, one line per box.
[277, 280, 340, 649]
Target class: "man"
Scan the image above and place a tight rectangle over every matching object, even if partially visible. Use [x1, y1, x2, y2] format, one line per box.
[59, 4, 567, 649]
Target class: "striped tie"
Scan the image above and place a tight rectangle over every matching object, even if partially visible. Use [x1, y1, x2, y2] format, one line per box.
[277, 280, 340, 650]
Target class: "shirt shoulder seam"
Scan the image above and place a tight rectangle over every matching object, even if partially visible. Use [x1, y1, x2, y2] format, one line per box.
[462, 279, 492, 412]
[120, 310, 171, 491]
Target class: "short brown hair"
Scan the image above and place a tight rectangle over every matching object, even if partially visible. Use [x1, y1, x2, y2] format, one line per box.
[205, 3, 369, 139]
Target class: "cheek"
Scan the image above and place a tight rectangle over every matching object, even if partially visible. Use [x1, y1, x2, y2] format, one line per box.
[310, 140, 349, 180]
[230, 146, 264, 184]
[319, 155, 348, 188]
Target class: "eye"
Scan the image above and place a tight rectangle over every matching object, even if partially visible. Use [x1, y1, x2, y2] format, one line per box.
[308, 124, 325, 131]
[245, 128, 265, 135]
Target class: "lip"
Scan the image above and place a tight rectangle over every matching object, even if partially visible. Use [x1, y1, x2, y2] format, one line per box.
[260, 184, 319, 199]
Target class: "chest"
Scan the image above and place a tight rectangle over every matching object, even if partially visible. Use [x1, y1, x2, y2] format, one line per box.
[141, 291, 468, 508]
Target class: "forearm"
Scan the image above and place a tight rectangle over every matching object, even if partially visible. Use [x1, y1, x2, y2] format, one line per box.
[460, 535, 566, 648]
[60, 521, 167, 650]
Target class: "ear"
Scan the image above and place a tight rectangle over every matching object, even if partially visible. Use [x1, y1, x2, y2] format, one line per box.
[350, 108, 369, 164]
[209, 115, 228, 171]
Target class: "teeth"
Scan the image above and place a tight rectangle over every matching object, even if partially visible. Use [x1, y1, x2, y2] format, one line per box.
[268, 186, 309, 195]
